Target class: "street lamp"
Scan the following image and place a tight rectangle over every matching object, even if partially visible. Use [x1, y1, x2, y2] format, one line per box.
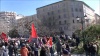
[76, 15, 87, 44]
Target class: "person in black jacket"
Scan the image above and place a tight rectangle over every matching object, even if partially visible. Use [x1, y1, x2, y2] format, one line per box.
[75, 37, 80, 48]
[83, 42, 90, 56]
[26, 44, 33, 56]
[89, 42, 96, 56]
[40, 46, 46, 56]
[8, 45, 14, 56]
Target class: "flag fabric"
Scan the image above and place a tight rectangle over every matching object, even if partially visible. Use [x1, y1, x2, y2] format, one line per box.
[46, 37, 53, 47]
[31, 24, 38, 38]
[28, 23, 38, 42]
[1, 32, 8, 42]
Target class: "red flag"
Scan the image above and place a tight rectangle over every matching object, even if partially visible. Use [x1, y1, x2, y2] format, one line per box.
[46, 37, 52, 47]
[31, 24, 38, 38]
[1, 32, 8, 42]
[28, 24, 38, 42]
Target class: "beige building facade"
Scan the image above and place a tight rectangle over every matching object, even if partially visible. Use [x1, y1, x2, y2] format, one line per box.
[0, 11, 24, 34]
[0, 11, 16, 34]
[37, 0, 96, 36]
[95, 14, 100, 24]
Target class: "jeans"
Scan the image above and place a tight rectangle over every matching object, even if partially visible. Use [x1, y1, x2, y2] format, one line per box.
[90, 53, 96, 56]
[50, 53, 54, 56]
[85, 51, 90, 56]
[57, 51, 61, 56]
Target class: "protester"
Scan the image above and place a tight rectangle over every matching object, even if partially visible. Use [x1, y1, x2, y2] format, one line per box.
[0, 44, 4, 56]
[56, 40, 62, 56]
[62, 44, 69, 56]
[95, 41, 99, 56]
[8, 45, 14, 56]
[40, 45, 46, 56]
[65, 42, 70, 56]
[26, 44, 33, 56]
[20, 44, 29, 56]
[33, 43, 39, 56]
[90, 42, 96, 56]
[75, 36, 80, 48]
[50, 47, 54, 56]
[13, 43, 18, 56]
[83, 42, 90, 56]
[2, 46, 8, 56]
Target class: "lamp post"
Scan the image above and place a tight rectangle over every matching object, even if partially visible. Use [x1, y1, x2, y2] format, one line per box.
[76, 15, 87, 44]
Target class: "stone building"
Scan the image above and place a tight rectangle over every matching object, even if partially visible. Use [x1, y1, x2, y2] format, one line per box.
[0, 11, 24, 34]
[37, 0, 96, 36]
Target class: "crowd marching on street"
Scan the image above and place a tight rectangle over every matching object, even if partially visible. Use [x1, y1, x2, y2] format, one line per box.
[0, 33, 99, 56]
[0, 24, 99, 56]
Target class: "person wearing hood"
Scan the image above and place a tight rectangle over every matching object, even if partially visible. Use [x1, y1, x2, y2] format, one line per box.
[20, 44, 29, 56]
[0, 45, 8, 56]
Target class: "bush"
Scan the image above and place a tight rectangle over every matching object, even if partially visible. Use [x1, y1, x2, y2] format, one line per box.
[71, 47, 84, 54]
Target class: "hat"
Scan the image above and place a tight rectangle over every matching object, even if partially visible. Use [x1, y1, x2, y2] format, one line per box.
[22, 43, 26, 47]
[2, 46, 5, 49]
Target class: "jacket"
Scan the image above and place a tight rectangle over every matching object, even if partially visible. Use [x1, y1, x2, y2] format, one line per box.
[20, 47, 29, 56]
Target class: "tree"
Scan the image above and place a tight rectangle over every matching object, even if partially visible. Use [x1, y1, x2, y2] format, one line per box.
[8, 28, 19, 38]
[82, 25, 100, 42]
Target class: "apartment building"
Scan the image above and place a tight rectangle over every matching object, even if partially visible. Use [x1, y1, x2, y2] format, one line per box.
[37, 0, 96, 36]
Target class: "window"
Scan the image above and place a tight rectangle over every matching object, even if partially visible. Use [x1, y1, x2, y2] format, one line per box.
[63, 9, 66, 12]
[64, 26, 68, 30]
[53, 22, 55, 25]
[64, 20, 67, 24]
[73, 20, 75, 23]
[59, 27, 62, 31]
[51, 11, 54, 15]
[75, 8, 78, 12]
[58, 15, 61, 19]
[52, 16, 54, 20]
[59, 21, 61, 25]
[71, 8, 73, 12]
[43, 16, 45, 19]
[73, 26, 75, 29]
[58, 10, 60, 13]
[64, 14, 66, 18]
[47, 12, 50, 15]
[72, 13, 74, 17]
[79, 9, 82, 12]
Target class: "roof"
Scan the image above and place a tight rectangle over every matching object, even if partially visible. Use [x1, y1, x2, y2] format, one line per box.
[80, 1, 94, 11]
[95, 13, 100, 17]
[36, 1, 63, 10]
[36, 0, 95, 12]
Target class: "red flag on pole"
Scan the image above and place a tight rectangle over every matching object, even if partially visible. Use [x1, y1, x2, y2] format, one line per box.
[31, 24, 38, 38]
[1, 32, 8, 42]
[46, 37, 52, 47]
[28, 23, 38, 42]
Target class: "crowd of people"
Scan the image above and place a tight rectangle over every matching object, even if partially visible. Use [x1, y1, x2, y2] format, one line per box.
[83, 41, 99, 56]
[0, 34, 99, 56]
